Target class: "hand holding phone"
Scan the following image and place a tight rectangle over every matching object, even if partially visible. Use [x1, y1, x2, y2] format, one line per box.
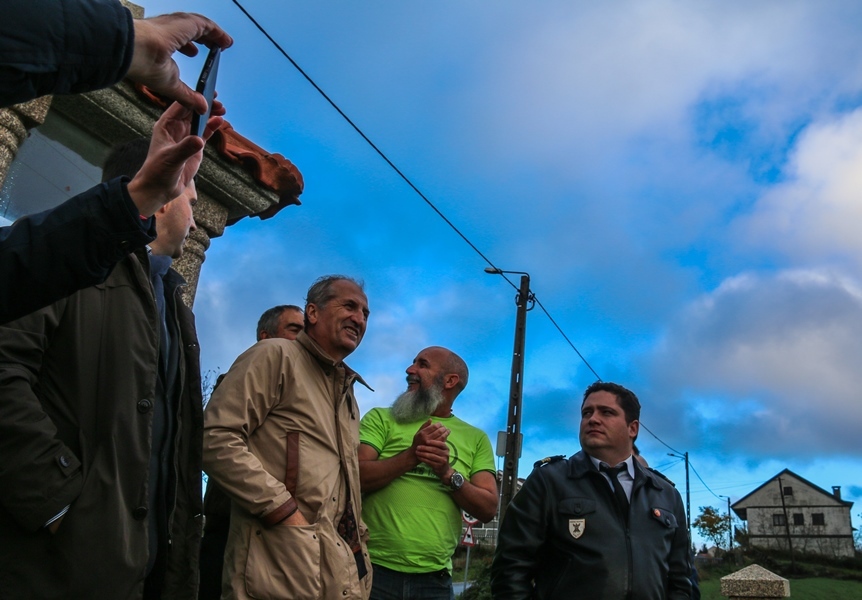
[190, 46, 221, 138]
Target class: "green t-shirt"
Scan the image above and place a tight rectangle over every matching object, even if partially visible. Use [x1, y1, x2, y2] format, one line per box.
[359, 407, 495, 573]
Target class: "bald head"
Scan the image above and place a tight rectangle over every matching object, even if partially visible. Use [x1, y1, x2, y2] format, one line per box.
[406, 346, 468, 399]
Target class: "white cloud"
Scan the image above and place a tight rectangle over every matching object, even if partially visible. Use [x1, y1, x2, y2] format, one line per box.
[466, 1, 862, 165]
[738, 108, 862, 270]
[645, 269, 862, 457]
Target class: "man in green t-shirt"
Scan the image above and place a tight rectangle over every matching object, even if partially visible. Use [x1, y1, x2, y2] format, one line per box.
[359, 346, 498, 600]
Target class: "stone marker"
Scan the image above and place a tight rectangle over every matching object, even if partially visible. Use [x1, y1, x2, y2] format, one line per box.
[720, 564, 790, 599]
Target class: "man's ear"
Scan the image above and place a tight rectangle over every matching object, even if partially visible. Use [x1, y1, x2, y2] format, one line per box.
[629, 419, 640, 440]
[305, 303, 319, 326]
[443, 374, 459, 391]
[258, 331, 270, 340]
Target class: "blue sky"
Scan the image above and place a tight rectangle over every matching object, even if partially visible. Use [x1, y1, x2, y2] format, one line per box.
[139, 0, 862, 546]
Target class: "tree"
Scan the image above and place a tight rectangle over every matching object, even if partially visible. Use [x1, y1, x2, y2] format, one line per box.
[693, 506, 731, 550]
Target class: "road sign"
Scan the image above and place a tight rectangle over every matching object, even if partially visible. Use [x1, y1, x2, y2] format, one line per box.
[461, 524, 475, 546]
[462, 511, 480, 525]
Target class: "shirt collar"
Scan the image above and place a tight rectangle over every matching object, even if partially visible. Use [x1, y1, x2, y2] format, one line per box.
[589, 454, 635, 479]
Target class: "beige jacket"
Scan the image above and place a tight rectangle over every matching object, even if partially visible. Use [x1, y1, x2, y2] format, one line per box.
[203, 332, 372, 600]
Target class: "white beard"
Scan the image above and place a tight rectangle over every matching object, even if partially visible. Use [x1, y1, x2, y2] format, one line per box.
[390, 383, 444, 424]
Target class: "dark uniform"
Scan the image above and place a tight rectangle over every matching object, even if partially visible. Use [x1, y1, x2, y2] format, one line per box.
[491, 451, 692, 600]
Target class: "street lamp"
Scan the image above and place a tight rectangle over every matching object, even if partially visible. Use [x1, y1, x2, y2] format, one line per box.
[668, 451, 691, 538]
[720, 495, 733, 551]
[485, 267, 534, 527]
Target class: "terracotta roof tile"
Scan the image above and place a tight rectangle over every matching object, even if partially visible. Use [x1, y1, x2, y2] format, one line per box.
[210, 121, 303, 225]
[134, 84, 303, 224]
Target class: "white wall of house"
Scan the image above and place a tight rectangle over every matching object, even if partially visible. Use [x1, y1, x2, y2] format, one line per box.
[734, 471, 854, 558]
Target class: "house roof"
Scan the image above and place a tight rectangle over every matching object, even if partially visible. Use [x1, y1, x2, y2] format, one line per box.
[731, 468, 853, 515]
[135, 84, 303, 224]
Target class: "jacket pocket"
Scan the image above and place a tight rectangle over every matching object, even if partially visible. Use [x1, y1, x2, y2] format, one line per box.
[245, 521, 321, 600]
[557, 497, 597, 517]
[649, 506, 678, 529]
[285, 431, 299, 496]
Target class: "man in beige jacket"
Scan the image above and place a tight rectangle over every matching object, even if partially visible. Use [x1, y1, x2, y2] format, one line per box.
[203, 275, 373, 599]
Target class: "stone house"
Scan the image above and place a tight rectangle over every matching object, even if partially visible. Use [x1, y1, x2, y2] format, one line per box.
[731, 468, 855, 558]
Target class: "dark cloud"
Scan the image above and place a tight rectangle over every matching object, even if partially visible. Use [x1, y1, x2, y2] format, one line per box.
[643, 270, 862, 458]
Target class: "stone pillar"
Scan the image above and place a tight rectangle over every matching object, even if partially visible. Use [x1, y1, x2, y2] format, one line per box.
[0, 98, 52, 188]
[720, 564, 790, 599]
[173, 192, 229, 308]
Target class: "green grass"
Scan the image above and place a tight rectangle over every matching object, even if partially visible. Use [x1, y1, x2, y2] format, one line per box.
[452, 546, 862, 599]
[696, 549, 862, 599]
[699, 577, 862, 599]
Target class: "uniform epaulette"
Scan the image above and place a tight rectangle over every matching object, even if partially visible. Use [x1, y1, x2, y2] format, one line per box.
[648, 467, 676, 486]
[533, 455, 566, 469]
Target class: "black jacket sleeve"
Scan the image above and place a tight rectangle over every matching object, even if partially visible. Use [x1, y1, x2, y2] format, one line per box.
[491, 468, 547, 599]
[0, 177, 156, 324]
[0, 0, 134, 107]
[668, 490, 695, 600]
[0, 298, 84, 532]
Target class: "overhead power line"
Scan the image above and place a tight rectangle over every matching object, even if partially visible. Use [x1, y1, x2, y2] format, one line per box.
[231, 0, 603, 380]
[231, 0, 695, 472]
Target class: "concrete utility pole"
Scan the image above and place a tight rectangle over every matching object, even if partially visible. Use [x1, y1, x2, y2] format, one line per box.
[668, 451, 691, 536]
[727, 495, 733, 550]
[486, 269, 533, 527]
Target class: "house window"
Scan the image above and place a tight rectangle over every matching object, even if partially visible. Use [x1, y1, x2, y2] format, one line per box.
[812, 513, 825, 526]
[783, 486, 793, 496]
[773, 514, 786, 526]
[792, 513, 804, 526]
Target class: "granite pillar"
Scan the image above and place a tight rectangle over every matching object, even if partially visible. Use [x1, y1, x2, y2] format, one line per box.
[0, 98, 52, 189]
[720, 564, 790, 599]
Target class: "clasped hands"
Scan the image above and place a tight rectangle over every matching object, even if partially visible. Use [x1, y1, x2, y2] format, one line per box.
[412, 420, 453, 482]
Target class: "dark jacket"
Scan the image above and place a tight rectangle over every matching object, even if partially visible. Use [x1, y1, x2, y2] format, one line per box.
[0, 248, 203, 599]
[0, 0, 133, 107]
[491, 451, 692, 600]
[0, 177, 156, 324]
[0, 0, 151, 324]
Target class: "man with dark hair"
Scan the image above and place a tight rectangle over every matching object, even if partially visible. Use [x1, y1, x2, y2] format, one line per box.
[359, 346, 498, 600]
[491, 382, 692, 600]
[198, 303, 304, 600]
[0, 4, 232, 323]
[203, 275, 373, 599]
[257, 304, 304, 340]
[0, 137, 204, 599]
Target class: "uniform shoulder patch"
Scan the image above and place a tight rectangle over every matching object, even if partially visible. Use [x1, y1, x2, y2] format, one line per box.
[648, 467, 676, 486]
[533, 455, 566, 469]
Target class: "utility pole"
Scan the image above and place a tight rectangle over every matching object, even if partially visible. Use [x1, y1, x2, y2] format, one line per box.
[727, 495, 732, 551]
[486, 270, 532, 527]
[721, 495, 733, 551]
[777, 476, 796, 572]
[668, 451, 691, 537]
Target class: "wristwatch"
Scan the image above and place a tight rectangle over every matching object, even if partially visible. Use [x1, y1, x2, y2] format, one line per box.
[449, 470, 466, 491]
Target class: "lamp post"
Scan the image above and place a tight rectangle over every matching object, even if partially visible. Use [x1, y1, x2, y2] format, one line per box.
[720, 495, 733, 551]
[668, 451, 691, 538]
[485, 268, 533, 527]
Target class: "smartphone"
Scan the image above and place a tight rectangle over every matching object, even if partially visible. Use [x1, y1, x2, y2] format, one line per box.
[190, 46, 221, 138]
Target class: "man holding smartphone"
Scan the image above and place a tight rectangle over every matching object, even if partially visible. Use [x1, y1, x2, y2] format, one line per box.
[0, 134, 206, 599]
[0, 2, 232, 324]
